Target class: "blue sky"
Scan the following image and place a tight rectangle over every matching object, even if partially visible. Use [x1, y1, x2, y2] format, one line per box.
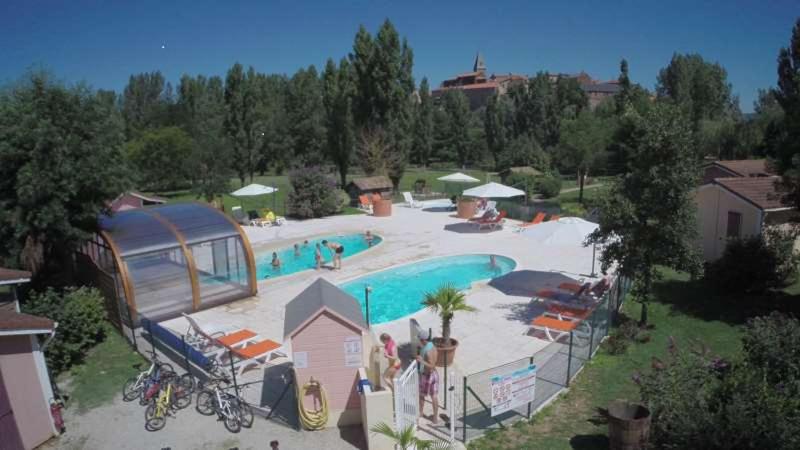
[0, 0, 795, 112]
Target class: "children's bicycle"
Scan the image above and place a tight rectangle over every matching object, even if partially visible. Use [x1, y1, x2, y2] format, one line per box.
[143, 373, 193, 431]
[122, 351, 175, 403]
[195, 378, 253, 433]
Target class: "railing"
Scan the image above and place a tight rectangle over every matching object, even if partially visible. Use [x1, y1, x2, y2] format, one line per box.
[393, 360, 420, 434]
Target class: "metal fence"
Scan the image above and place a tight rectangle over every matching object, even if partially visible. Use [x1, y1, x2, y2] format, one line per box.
[454, 275, 631, 443]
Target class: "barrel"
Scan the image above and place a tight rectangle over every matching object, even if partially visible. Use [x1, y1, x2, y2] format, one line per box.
[607, 400, 651, 450]
[372, 199, 392, 217]
[456, 198, 477, 218]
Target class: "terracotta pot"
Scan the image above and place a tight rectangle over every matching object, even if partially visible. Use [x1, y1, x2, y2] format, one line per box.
[456, 199, 476, 219]
[372, 199, 392, 217]
[432, 337, 458, 367]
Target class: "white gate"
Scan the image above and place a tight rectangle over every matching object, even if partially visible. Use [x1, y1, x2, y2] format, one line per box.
[394, 360, 419, 434]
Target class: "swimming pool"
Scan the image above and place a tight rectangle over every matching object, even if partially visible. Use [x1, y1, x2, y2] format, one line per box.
[340, 254, 516, 324]
[255, 233, 382, 280]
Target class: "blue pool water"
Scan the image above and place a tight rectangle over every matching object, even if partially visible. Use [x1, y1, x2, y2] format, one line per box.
[256, 233, 382, 280]
[340, 254, 516, 324]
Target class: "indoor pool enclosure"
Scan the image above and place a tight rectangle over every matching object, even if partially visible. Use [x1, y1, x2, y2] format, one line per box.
[76, 203, 257, 329]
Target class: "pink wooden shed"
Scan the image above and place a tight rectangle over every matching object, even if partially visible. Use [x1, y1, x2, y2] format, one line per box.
[284, 278, 368, 427]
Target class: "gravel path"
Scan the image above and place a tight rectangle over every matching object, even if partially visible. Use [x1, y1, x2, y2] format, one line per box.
[42, 392, 365, 450]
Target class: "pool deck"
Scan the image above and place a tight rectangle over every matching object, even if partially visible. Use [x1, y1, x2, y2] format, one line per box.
[158, 204, 601, 439]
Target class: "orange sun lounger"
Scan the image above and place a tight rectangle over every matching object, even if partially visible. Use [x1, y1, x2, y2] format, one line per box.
[226, 338, 286, 376]
[544, 304, 593, 322]
[516, 212, 546, 230]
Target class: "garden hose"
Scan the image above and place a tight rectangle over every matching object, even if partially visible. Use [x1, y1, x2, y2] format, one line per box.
[296, 375, 329, 430]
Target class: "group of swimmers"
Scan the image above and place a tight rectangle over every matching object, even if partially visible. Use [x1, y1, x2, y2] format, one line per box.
[268, 231, 375, 274]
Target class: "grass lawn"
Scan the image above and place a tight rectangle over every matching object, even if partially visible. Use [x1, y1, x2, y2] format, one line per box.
[156, 167, 490, 215]
[468, 268, 744, 450]
[60, 326, 145, 413]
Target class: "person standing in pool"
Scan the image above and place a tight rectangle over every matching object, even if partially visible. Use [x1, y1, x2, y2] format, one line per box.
[314, 243, 324, 270]
[365, 230, 374, 247]
[271, 252, 281, 270]
[293, 243, 301, 257]
[322, 240, 343, 270]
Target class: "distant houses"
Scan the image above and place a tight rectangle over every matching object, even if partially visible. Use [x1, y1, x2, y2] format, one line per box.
[431, 52, 621, 109]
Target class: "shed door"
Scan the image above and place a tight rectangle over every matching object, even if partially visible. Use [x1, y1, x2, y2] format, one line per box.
[0, 369, 25, 450]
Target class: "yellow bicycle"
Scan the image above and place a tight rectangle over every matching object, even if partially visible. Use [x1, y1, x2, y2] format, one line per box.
[144, 374, 192, 431]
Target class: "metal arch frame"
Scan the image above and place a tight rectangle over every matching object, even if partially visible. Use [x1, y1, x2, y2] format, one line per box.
[193, 201, 258, 296]
[97, 230, 139, 323]
[140, 209, 202, 311]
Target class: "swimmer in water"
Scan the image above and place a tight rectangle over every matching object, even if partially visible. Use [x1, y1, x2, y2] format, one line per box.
[294, 243, 300, 257]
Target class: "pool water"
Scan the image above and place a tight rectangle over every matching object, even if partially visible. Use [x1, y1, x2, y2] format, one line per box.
[340, 254, 516, 324]
[256, 234, 382, 280]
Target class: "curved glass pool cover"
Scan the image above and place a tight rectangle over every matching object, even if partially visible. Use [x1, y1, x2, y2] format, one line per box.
[340, 254, 515, 324]
[95, 203, 256, 323]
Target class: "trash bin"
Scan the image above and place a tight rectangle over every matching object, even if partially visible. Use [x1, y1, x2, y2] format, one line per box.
[373, 199, 392, 217]
[607, 400, 650, 450]
[457, 198, 476, 219]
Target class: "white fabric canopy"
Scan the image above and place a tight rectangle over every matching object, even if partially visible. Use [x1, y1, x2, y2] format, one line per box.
[437, 172, 480, 183]
[521, 217, 599, 246]
[462, 182, 525, 198]
[230, 183, 278, 197]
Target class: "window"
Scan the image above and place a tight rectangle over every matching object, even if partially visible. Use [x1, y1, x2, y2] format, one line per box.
[726, 211, 742, 238]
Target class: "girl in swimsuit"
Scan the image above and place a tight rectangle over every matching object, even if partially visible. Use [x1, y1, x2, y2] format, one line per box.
[379, 333, 402, 390]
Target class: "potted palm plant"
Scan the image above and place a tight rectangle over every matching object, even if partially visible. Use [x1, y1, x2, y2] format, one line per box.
[422, 283, 477, 367]
[370, 422, 450, 450]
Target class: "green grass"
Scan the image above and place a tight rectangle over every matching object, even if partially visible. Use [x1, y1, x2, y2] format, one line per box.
[61, 326, 145, 413]
[468, 268, 743, 450]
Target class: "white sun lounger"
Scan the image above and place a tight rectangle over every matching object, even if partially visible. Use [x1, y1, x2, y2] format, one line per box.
[402, 191, 423, 208]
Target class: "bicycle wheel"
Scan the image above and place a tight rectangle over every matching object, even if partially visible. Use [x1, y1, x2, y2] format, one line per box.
[172, 383, 192, 410]
[144, 403, 166, 432]
[122, 377, 140, 402]
[223, 405, 242, 433]
[195, 390, 216, 416]
[179, 373, 196, 394]
[237, 401, 254, 428]
[157, 362, 174, 374]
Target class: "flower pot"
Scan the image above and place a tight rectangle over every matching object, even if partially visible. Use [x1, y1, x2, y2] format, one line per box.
[607, 400, 651, 450]
[372, 199, 392, 217]
[432, 337, 458, 367]
[456, 199, 476, 219]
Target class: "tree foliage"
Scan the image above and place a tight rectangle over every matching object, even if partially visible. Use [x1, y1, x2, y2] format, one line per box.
[0, 72, 131, 277]
[772, 18, 800, 212]
[126, 126, 193, 191]
[588, 103, 701, 324]
[121, 71, 172, 139]
[323, 58, 356, 186]
[412, 77, 434, 167]
[286, 167, 341, 219]
[558, 110, 614, 202]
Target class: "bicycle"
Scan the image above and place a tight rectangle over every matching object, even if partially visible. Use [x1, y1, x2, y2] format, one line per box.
[196, 378, 253, 433]
[141, 371, 195, 407]
[143, 373, 194, 431]
[122, 351, 175, 403]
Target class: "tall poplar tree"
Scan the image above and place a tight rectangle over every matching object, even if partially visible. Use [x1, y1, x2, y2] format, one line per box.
[413, 77, 434, 167]
[323, 58, 356, 186]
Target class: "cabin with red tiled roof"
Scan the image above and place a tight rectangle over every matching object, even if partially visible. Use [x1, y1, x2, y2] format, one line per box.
[695, 159, 796, 260]
[432, 52, 527, 109]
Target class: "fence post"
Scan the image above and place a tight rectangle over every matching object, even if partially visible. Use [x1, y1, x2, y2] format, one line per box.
[566, 331, 574, 387]
[147, 318, 156, 356]
[588, 309, 596, 359]
[462, 376, 468, 443]
[527, 356, 534, 419]
[443, 348, 448, 409]
[229, 349, 239, 398]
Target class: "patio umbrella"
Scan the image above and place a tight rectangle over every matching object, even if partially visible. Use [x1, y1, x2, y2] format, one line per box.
[520, 217, 598, 245]
[462, 182, 525, 199]
[437, 172, 480, 196]
[230, 183, 279, 211]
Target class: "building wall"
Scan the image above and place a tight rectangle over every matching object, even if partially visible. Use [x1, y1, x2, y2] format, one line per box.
[0, 335, 55, 450]
[695, 186, 762, 261]
[292, 311, 363, 426]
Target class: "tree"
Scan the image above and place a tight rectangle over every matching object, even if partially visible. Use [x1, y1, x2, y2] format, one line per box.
[484, 94, 514, 169]
[369, 423, 446, 450]
[497, 134, 549, 173]
[413, 78, 434, 167]
[323, 58, 356, 186]
[440, 89, 472, 167]
[558, 110, 614, 202]
[0, 72, 131, 278]
[509, 72, 560, 148]
[286, 65, 326, 167]
[121, 71, 172, 139]
[656, 53, 734, 130]
[616, 59, 632, 115]
[422, 284, 477, 346]
[126, 126, 194, 191]
[554, 76, 588, 120]
[356, 127, 402, 177]
[588, 103, 701, 325]
[772, 18, 800, 212]
[224, 63, 256, 186]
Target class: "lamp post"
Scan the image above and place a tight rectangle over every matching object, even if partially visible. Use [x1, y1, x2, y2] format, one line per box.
[364, 285, 372, 327]
[591, 243, 597, 278]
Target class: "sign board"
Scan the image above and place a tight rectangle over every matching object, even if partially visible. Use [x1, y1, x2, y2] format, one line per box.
[344, 336, 362, 367]
[490, 364, 537, 417]
[293, 351, 308, 369]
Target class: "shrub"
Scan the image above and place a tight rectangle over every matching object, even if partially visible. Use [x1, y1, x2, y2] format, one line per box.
[559, 202, 587, 218]
[504, 172, 537, 198]
[332, 189, 350, 213]
[535, 175, 562, 198]
[22, 286, 107, 373]
[705, 228, 799, 293]
[741, 312, 800, 383]
[287, 167, 340, 219]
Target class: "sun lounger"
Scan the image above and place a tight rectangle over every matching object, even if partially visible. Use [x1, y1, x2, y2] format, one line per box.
[226, 339, 286, 376]
[231, 206, 248, 225]
[558, 281, 591, 295]
[358, 195, 372, 212]
[530, 315, 590, 342]
[476, 211, 507, 230]
[182, 313, 260, 354]
[514, 212, 546, 231]
[402, 191, 423, 208]
[371, 193, 383, 203]
[548, 214, 560, 222]
[544, 304, 593, 322]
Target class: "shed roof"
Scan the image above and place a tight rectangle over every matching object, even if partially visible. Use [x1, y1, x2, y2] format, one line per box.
[714, 176, 789, 211]
[0, 267, 31, 286]
[349, 176, 393, 191]
[711, 159, 771, 178]
[0, 310, 54, 335]
[284, 278, 367, 338]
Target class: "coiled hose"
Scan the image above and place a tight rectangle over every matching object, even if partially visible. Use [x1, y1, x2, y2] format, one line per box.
[296, 375, 329, 430]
